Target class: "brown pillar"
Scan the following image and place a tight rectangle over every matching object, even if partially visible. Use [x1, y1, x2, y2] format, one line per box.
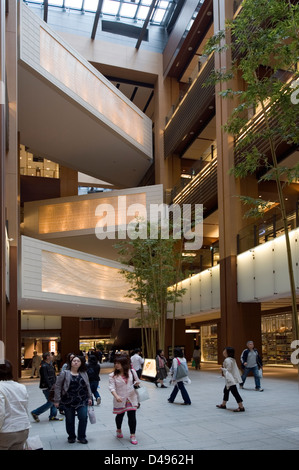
[59, 166, 78, 197]
[5, 246, 20, 378]
[61, 317, 80, 363]
[0, 0, 6, 346]
[214, 0, 262, 364]
[165, 318, 188, 358]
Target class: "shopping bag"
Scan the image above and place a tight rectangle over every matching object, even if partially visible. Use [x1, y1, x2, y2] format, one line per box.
[176, 359, 188, 379]
[24, 435, 43, 450]
[88, 406, 96, 424]
[136, 385, 149, 402]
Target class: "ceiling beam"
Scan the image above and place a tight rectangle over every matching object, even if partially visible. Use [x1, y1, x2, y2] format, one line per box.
[91, 0, 103, 40]
[135, 0, 157, 50]
[44, 0, 48, 23]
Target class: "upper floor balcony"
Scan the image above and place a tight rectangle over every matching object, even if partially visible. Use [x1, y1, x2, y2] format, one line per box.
[164, 53, 215, 159]
[170, 148, 217, 218]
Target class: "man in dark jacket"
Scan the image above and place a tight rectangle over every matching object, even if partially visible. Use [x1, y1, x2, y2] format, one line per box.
[240, 341, 263, 391]
[31, 352, 62, 422]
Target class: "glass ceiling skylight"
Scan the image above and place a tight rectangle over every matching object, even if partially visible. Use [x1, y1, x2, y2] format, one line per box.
[25, 0, 175, 26]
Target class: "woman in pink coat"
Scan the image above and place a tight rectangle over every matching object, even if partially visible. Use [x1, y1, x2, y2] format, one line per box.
[109, 355, 140, 444]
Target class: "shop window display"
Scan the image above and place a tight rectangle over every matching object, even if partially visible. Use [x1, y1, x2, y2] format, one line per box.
[262, 314, 293, 365]
[201, 324, 218, 362]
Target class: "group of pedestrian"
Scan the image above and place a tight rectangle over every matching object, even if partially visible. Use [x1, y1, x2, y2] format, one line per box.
[0, 340, 263, 449]
[216, 340, 263, 412]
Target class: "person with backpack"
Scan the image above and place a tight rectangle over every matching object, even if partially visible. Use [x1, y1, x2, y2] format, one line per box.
[168, 348, 191, 405]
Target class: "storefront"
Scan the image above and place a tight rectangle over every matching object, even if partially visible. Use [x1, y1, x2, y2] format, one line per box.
[262, 313, 293, 365]
[200, 323, 218, 362]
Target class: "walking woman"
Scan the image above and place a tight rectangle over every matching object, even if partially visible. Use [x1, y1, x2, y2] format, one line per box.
[87, 355, 101, 405]
[168, 348, 191, 405]
[216, 347, 245, 412]
[155, 349, 168, 388]
[109, 355, 140, 445]
[54, 355, 92, 444]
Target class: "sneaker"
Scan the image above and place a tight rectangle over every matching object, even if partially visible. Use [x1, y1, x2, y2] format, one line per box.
[116, 430, 123, 438]
[31, 412, 40, 422]
[255, 388, 264, 392]
[96, 397, 101, 405]
[49, 416, 64, 421]
[68, 437, 76, 443]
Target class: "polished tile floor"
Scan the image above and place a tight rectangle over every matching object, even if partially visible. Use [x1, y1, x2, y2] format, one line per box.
[21, 362, 299, 451]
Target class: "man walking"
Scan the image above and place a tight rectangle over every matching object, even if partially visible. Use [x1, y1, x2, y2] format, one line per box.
[240, 341, 263, 391]
[31, 352, 62, 422]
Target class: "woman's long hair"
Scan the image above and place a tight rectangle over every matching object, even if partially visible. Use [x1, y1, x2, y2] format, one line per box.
[114, 355, 131, 378]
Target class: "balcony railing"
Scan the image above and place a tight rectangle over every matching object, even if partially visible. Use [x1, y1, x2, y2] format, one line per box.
[237, 205, 299, 254]
[172, 157, 218, 214]
[164, 54, 215, 158]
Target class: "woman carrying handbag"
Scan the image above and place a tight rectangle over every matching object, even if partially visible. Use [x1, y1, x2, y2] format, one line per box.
[216, 347, 245, 412]
[109, 355, 140, 445]
[54, 355, 92, 444]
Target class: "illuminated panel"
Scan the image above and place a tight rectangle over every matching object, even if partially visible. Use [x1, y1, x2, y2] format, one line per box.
[41, 250, 137, 303]
[38, 193, 146, 234]
[39, 28, 144, 146]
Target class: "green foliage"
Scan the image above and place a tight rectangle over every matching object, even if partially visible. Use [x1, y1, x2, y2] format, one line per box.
[114, 219, 187, 356]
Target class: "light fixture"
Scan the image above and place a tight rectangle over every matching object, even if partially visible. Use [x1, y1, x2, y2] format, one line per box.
[185, 329, 200, 333]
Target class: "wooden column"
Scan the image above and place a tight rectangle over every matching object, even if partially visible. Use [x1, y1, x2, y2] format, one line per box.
[61, 317, 80, 364]
[214, 0, 262, 364]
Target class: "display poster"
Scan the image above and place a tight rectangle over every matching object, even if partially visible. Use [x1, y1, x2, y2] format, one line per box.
[141, 358, 156, 378]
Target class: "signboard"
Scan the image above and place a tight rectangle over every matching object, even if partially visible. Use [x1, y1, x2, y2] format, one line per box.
[141, 358, 156, 378]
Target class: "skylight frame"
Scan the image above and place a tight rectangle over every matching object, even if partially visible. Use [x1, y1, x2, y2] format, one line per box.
[24, 0, 175, 26]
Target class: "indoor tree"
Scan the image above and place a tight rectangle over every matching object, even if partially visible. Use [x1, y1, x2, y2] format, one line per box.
[115, 219, 187, 358]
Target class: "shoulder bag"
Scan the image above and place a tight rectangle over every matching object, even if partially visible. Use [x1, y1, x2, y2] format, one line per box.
[175, 358, 188, 379]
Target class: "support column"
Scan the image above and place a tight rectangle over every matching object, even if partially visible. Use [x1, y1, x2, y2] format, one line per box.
[0, 0, 6, 347]
[59, 166, 78, 197]
[214, 0, 262, 363]
[6, 0, 19, 376]
[61, 317, 80, 364]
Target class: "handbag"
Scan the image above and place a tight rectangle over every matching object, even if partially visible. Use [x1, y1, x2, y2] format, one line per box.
[136, 385, 149, 402]
[88, 406, 96, 424]
[175, 358, 188, 379]
[258, 368, 263, 378]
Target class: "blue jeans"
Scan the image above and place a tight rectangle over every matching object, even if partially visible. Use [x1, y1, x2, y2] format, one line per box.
[64, 405, 88, 441]
[32, 389, 57, 419]
[90, 381, 100, 404]
[169, 381, 191, 404]
[241, 365, 261, 389]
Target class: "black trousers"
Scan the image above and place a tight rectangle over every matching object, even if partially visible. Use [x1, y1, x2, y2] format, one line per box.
[223, 385, 243, 404]
[115, 410, 136, 434]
